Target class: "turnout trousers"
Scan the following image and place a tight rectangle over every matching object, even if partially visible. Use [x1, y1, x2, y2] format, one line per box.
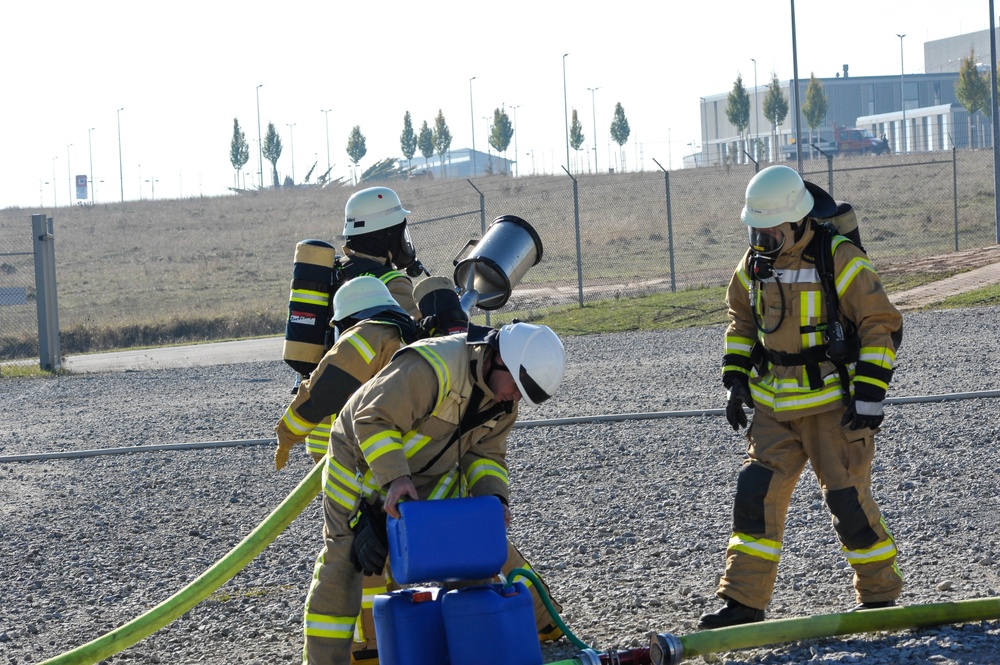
[718, 406, 903, 610]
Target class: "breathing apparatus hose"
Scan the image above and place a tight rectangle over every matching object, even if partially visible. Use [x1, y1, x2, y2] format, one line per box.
[37, 459, 326, 665]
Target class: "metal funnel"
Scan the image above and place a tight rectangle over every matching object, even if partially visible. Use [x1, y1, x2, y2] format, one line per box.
[453, 214, 543, 313]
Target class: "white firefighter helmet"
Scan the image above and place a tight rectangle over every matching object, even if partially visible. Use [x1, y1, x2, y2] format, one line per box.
[497, 322, 566, 406]
[741, 165, 815, 229]
[344, 186, 410, 237]
[333, 275, 406, 322]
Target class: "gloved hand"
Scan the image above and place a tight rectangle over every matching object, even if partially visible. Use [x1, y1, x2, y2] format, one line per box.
[841, 399, 884, 430]
[725, 376, 755, 431]
[349, 499, 389, 576]
[274, 441, 294, 471]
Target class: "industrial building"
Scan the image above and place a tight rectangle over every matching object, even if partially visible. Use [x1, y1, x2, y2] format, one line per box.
[693, 28, 998, 167]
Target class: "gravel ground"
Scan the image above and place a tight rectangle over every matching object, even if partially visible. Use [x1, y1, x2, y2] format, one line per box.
[2, 306, 1000, 665]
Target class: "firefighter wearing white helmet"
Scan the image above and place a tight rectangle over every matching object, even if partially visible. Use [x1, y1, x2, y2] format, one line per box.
[275, 276, 417, 469]
[301, 321, 566, 663]
[340, 186, 426, 319]
[699, 165, 904, 629]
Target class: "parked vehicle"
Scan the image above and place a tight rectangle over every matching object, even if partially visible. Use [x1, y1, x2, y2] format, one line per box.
[782, 125, 887, 159]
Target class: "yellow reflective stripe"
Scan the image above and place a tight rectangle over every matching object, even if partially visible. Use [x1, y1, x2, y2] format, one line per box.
[427, 470, 460, 500]
[413, 345, 450, 412]
[304, 613, 355, 639]
[859, 345, 896, 369]
[801, 290, 823, 349]
[466, 459, 508, 488]
[854, 375, 889, 391]
[282, 408, 315, 436]
[361, 430, 404, 463]
[344, 329, 376, 364]
[402, 431, 432, 458]
[290, 289, 331, 306]
[835, 255, 875, 297]
[725, 335, 755, 357]
[361, 585, 388, 605]
[379, 270, 405, 284]
[729, 532, 782, 562]
[306, 420, 332, 457]
[322, 456, 361, 509]
[844, 538, 897, 565]
[736, 265, 751, 289]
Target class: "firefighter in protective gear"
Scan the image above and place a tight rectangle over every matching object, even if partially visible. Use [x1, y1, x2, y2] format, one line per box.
[699, 165, 904, 629]
[275, 276, 419, 470]
[341, 185, 425, 315]
[299, 186, 424, 461]
[301, 322, 566, 664]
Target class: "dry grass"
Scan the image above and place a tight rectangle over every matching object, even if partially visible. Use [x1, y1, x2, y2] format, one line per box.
[0, 150, 996, 356]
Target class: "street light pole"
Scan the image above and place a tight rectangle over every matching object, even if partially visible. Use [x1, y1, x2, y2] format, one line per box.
[52, 156, 58, 208]
[87, 127, 95, 205]
[511, 105, 521, 177]
[469, 76, 477, 177]
[562, 53, 570, 170]
[117, 107, 125, 201]
[321, 109, 332, 176]
[285, 123, 296, 183]
[256, 84, 264, 188]
[66, 143, 73, 204]
[897, 34, 906, 153]
[751, 58, 759, 159]
[587, 86, 600, 173]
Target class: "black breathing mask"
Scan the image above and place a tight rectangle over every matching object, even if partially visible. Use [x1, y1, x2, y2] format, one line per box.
[388, 221, 420, 274]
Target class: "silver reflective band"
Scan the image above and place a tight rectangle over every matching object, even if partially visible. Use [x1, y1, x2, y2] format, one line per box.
[746, 187, 808, 217]
[346, 203, 407, 226]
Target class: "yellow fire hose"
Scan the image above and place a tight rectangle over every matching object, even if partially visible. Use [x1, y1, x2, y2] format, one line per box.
[648, 598, 1000, 664]
[38, 461, 324, 665]
[35, 454, 1000, 665]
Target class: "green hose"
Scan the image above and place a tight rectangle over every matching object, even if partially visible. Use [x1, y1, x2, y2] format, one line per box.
[506, 567, 590, 651]
[38, 461, 325, 665]
[650, 597, 1000, 664]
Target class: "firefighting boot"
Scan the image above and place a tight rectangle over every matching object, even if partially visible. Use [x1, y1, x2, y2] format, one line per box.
[850, 600, 896, 612]
[697, 597, 765, 629]
[350, 648, 379, 665]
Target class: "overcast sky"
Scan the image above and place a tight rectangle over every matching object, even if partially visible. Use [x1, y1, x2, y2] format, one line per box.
[3, 0, 994, 210]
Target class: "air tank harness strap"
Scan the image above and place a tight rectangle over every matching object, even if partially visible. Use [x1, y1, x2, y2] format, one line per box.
[760, 341, 858, 400]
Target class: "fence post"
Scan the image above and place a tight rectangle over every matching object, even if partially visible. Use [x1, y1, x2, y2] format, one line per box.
[952, 147, 960, 252]
[465, 180, 490, 325]
[561, 167, 583, 308]
[31, 214, 61, 371]
[652, 159, 676, 292]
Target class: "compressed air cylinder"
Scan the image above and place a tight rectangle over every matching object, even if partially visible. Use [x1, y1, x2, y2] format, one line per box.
[386, 496, 508, 584]
[372, 587, 450, 665]
[441, 582, 542, 665]
[282, 239, 338, 376]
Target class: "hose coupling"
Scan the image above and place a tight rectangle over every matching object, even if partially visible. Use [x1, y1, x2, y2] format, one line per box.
[649, 632, 683, 665]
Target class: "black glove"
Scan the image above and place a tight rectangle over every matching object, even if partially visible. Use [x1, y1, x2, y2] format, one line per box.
[841, 399, 884, 430]
[725, 376, 755, 431]
[349, 499, 389, 576]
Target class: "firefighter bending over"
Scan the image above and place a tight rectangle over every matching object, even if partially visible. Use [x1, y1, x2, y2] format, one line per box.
[302, 322, 566, 663]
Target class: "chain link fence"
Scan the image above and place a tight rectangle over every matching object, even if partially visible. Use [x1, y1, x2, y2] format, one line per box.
[404, 151, 999, 320]
[0, 228, 38, 360]
[1, 151, 997, 361]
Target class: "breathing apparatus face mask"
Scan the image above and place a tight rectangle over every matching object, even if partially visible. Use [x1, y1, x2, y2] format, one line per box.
[388, 221, 418, 272]
[748, 221, 796, 280]
[748, 225, 786, 259]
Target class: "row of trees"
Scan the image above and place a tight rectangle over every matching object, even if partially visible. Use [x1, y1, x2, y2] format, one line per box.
[569, 102, 631, 171]
[229, 101, 634, 189]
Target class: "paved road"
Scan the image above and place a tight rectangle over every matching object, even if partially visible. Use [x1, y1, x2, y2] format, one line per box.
[56, 263, 1000, 374]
